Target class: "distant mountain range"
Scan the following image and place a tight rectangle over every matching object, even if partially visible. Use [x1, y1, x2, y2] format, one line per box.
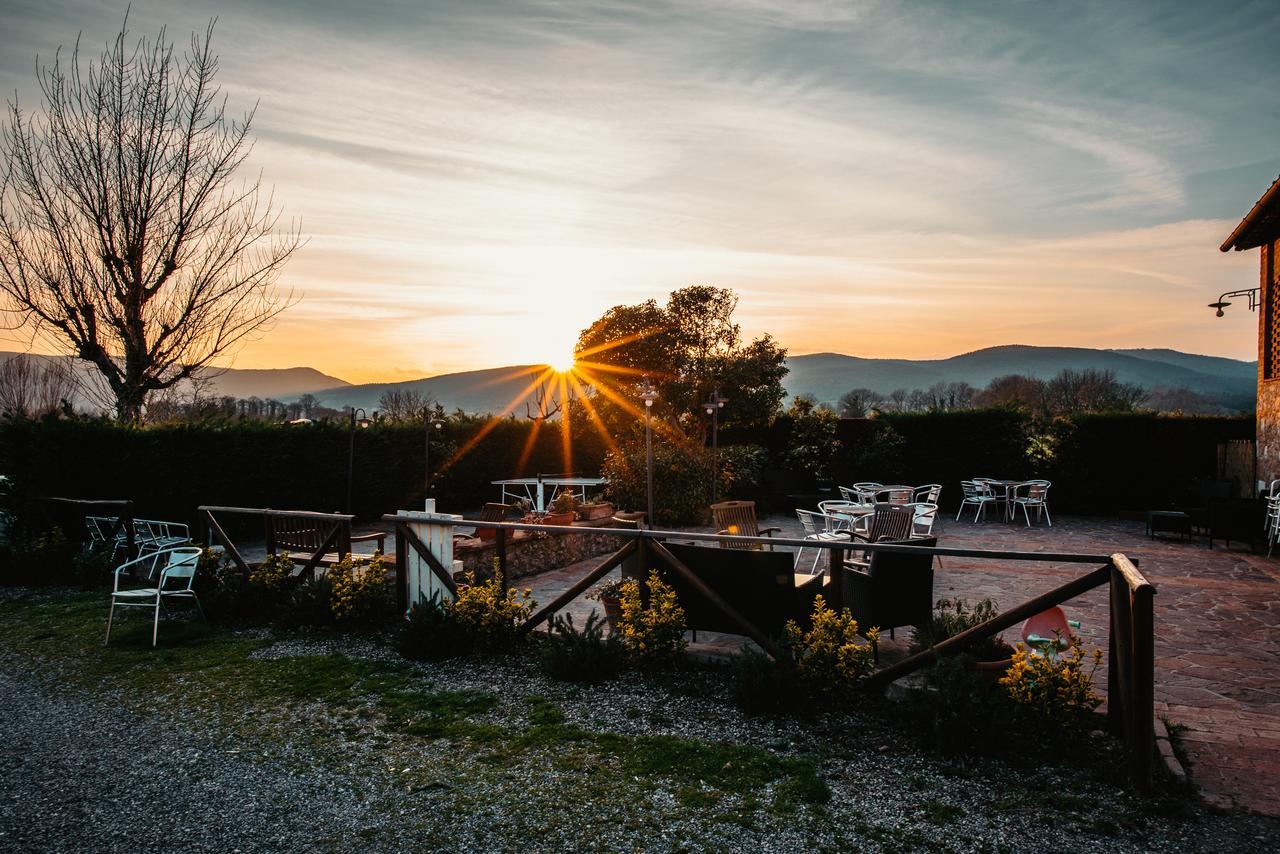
[782, 346, 1256, 409]
[1, 345, 1256, 414]
[306, 345, 1256, 414]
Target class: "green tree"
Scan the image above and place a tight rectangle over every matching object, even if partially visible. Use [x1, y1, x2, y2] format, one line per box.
[575, 286, 787, 440]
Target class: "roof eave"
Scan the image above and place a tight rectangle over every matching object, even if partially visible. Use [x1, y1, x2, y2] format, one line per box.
[1221, 175, 1280, 252]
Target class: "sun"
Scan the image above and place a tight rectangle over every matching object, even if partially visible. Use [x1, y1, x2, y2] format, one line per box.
[548, 347, 577, 374]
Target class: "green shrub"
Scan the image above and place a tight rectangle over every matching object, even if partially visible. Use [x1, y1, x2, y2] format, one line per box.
[398, 593, 470, 661]
[909, 597, 1014, 661]
[617, 570, 687, 669]
[902, 654, 1016, 756]
[450, 568, 536, 652]
[731, 646, 800, 715]
[5, 527, 76, 585]
[327, 553, 396, 627]
[781, 595, 878, 705]
[280, 574, 337, 629]
[601, 442, 764, 527]
[1001, 635, 1103, 742]
[71, 543, 117, 589]
[538, 611, 626, 683]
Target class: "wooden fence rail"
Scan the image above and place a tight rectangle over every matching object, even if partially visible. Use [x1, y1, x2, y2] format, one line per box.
[402, 516, 1157, 789]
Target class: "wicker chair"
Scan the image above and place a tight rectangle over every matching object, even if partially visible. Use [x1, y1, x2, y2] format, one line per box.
[711, 500, 781, 551]
[841, 536, 937, 650]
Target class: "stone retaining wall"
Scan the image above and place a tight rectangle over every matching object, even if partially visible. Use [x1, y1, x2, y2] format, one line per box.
[454, 520, 624, 580]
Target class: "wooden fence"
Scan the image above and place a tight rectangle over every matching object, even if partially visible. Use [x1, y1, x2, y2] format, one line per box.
[385, 517, 1158, 790]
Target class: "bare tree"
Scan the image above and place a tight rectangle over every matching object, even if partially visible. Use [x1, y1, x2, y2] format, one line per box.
[0, 18, 300, 421]
[379, 387, 433, 421]
[0, 354, 76, 417]
[837, 387, 879, 418]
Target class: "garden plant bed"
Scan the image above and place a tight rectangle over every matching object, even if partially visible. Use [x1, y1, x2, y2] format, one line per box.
[1, 588, 1276, 852]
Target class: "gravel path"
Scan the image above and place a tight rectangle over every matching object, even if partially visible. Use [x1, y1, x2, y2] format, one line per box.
[0, 667, 409, 852]
[3, 616, 1280, 852]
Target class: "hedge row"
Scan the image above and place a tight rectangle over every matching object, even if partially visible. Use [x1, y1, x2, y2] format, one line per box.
[0, 411, 1254, 539]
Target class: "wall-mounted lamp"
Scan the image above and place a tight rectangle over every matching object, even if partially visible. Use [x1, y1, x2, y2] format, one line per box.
[1208, 288, 1260, 317]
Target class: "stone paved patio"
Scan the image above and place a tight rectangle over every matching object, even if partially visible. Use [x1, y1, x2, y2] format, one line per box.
[513, 513, 1280, 816]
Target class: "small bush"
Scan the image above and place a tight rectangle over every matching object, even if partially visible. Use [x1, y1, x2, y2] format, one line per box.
[905, 654, 1015, 755]
[910, 597, 1013, 661]
[327, 553, 396, 627]
[5, 528, 76, 585]
[731, 646, 800, 715]
[538, 611, 626, 683]
[398, 593, 470, 661]
[280, 573, 337, 629]
[617, 570, 687, 669]
[782, 595, 878, 704]
[450, 566, 535, 652]
[1001, 635, 1103, 738]
[71, 543, 117, 589]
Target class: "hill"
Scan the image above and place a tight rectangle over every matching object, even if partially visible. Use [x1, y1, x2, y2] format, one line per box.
[3, 345, 1254, 415]
[0, 352, 350, 410]
[783, 346, 1255, 410]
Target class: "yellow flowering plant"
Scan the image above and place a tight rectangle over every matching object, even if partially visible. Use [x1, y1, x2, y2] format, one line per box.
[449, 560, 535, 651]
[999, 634, 1103, 733]
[617, 570, 687, 669]
[781, 595, 879, 703]
[326, 552, 395, 625]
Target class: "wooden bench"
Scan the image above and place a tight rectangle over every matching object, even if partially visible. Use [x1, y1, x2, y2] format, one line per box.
[200, 506, 386, 579]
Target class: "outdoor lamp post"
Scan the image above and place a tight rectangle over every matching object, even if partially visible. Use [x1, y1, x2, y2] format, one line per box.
[703, 388, 728, 504]
[424, 411, 444, 507]
[346, 406, 372, 514]
[639, 379, 659, 528]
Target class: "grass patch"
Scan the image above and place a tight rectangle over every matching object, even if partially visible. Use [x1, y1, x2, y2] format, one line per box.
[0, 591, 830, 812]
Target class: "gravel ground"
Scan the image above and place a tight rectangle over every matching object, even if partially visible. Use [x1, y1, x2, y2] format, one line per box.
[2, 604, 1279, 852]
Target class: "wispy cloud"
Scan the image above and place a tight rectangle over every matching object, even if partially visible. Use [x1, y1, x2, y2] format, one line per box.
[0, 0, 1275, 379]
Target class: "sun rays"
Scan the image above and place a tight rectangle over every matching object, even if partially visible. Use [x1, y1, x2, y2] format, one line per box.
[435, 325, 687, 480]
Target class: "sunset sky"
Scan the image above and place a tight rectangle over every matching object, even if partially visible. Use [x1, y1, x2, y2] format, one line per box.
[3, 0, 1278, 384]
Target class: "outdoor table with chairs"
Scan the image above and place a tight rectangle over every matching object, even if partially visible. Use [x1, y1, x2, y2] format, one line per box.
[958, 478, 1052, 526]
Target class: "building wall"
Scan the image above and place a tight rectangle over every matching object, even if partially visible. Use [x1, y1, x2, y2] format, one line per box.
[1258, 240, 1280, 484]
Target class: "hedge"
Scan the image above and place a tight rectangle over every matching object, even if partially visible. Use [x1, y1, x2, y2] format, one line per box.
[0, 417, 609, 537]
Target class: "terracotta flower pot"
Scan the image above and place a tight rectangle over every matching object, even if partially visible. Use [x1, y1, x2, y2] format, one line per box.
[969, 656, 1014, 685]
[541, 511, 576, 527]
[601, 595, 622, 630]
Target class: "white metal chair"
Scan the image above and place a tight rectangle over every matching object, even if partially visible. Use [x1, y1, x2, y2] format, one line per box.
[1265, 494, 1280, 557]
[875, 485, 915, 503]
[1009, 480, 1052, 527]
[843, 482, 883, 503]
[134, 519, 192, 555]
[914, 484, 942, 504]
[105, 546, 204, 647]
[86, 515, 130, 559]
[795, 510, 850, 573]
[957, 480, 997, 522]
[909, 503, 939, 538]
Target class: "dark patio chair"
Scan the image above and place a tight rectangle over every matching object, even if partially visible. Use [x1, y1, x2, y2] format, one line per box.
[658, 542, 823, 638]
[844, 503, 916, 567]
[841, 535, 937, 651]
[711, 500, 781, 551]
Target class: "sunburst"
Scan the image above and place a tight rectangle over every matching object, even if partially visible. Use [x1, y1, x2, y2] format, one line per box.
[437, 325, 684, 480]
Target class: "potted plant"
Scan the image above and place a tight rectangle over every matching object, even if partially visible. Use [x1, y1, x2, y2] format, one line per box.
[587, 577, 626, 629]
[575, 492, 615, 521]
[541, 490, 579, 526]
[910, 598, 1014, 681]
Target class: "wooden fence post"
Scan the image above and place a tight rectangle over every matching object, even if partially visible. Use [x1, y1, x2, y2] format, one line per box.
[496, 528, 508, 593]
[1131, 584, 1156, 791]
[395, 521, 408, 613]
